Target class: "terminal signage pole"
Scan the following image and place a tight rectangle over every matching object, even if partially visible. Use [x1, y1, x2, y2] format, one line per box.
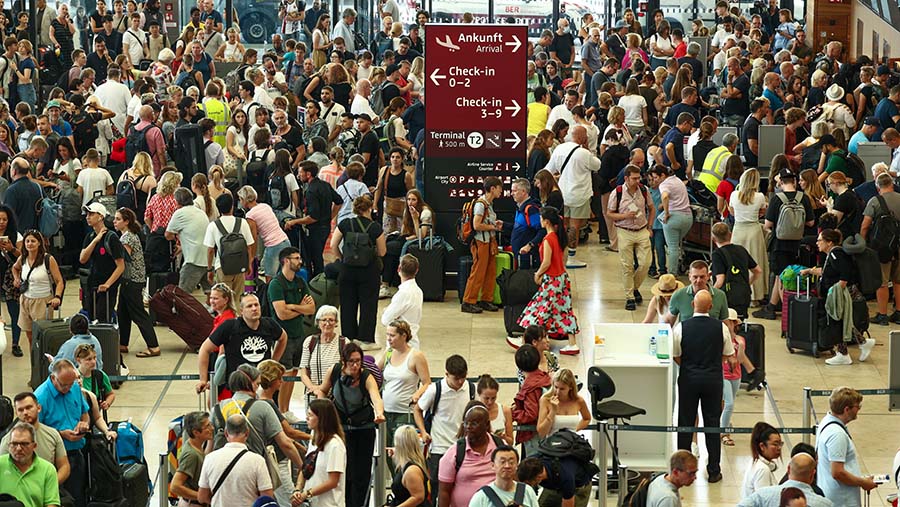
[424, 24, 527, 233]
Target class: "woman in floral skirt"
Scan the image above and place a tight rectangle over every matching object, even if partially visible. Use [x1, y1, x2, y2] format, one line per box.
[517, 206, 580, 355]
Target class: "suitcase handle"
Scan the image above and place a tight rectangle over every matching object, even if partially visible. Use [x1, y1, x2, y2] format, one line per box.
[44, 304, 63, 321]
[418, 223, 434, 251]
[92, 288, 113, 323]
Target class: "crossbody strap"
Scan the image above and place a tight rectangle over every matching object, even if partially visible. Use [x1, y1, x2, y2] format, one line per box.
[559, 145, 580, 174]
[211, 449, 249, 497]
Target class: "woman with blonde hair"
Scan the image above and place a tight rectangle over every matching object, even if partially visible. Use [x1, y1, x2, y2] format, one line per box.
[388, 425, 430, 507]
[214, 27, 245, 62]
[625, 33, 648, 64]
[320, 146, 345, 187]
[117, 151, 157, 221]
[729, 168, 769, 304]
[144, 170, 182, 231]
[799, 169, 827, 230]
[408, 56, 425, 95]
[536, 368, 591, 436]
[207, 165, 230, 202]
[600, 106, 632, 155]
[369, 66, 387, 87]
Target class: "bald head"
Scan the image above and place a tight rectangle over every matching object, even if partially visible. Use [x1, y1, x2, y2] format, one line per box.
[787, 453, 816, 483]
[139, 105, 154, 121]
[692, 290, 713, 313]
[570, 125, 587, 145]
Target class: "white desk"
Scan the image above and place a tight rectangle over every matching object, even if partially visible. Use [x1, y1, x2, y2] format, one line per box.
[584, 323, 676, 472]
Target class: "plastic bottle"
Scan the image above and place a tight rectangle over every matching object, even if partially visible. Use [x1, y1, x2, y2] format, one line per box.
[649, 335, 657, 357]
[657, 327, 670, 360]
[594, 335, 606, 359]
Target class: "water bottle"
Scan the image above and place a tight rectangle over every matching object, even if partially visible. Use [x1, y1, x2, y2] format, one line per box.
[649, 336, 657, 357]
[657, 327, 670, 360]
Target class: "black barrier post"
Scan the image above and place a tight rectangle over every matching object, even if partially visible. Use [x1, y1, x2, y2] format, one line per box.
[802, 386, 812, 445]
[597, 420, 607, 507]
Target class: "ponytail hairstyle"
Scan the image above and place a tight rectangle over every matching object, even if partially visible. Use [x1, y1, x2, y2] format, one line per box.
[540, 206, 567, 252]
[476, 374, 499, 395]
[208, 165, 226, 191]
[699, 120, 715, 141]
[192, 173, 214, 219]
[750, 421, 780, 461]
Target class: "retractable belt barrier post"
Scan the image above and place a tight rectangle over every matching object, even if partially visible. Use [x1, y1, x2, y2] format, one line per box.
[801, 386, 900, 443]
[158, 452, 168, 507]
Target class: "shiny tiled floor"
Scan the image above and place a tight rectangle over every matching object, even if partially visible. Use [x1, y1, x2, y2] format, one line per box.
[2, 240, 898, 505]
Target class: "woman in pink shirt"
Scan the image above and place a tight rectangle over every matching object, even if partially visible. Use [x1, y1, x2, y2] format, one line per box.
[319, 146, 345, 188]
[438, 402, 501, 507]
[236, 185, 291, 281]
[144, 171, 182, 231]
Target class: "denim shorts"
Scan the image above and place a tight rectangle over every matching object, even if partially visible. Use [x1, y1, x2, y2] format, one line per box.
[261, 240, 292, 277]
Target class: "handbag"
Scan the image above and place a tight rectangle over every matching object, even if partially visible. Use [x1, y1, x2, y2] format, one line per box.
[301, 449, 319, 480]
[384, 196, 406, 217]
[237, 400, 283, 489]
[19, 258, 39, 295]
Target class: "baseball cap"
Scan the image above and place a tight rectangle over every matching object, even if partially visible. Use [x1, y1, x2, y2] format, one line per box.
[777, 168, 796, 180]
[562, 78, 576, 88]
[810, 134, 837, 149]
[614, 19, 628, 29]
[877, 65, 891, 76]
[726, 308, 741, 322]
[354, 113, 373, 122]
[385, 63, 400, 75]
[863, 116, 880, 127]
[82, 202, 108, 217]
[47, 100, 61, 109]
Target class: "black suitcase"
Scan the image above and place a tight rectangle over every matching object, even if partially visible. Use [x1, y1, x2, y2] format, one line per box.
[457, 255, 473, 304]
[504, 303, 527, 337]
[30, 307, 72, 388]
[497, 269, 539, 307]
[90, 292, 123, 386]
[786, 279, 840, 357]
[173, 123, 207, 181]
[120, 462, 150, 507]
[740, 322, 765, 385]
[408, 224, 446, 302]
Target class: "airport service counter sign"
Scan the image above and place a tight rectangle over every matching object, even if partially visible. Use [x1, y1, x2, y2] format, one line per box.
[425, 24, 527, 213]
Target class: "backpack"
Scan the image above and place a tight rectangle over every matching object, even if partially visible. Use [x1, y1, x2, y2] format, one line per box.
[774, 192, 806, 240]
[330, 364, 375, 427]
[337, 128, 361, 161]
[144, 227, 172, 273]
[37, 196, 62, 238]
[113, 420, 145, 466]
[457, 198, 487, 246]
[268, 171, 291, 210]
[175, 70, 198, 90]
[454, 433, 505, 472]
[536, 429, 601, 485]
[719, 246, 752, 310]
[622, 472, 666, 507]
[342, 217, 376, 267]
[215, 217, 250, 275]
[225, 64, 249, 98]
[246, 149, 272, 200]
[614, 184, 650, 214]
[370, 81, 397, 115]
[869, 195, 900, 263]
[212, 398, 267, 456]
[834, 151, 866, 188]
[71, 111, 98, 157]
[86, 433, 125, 504]
[124, 124, 157, 169]
[424, 381, 474, 433]
[0, 396, 12, 437]
[56, 181, 82, 222]
[116, 174, 148, 214]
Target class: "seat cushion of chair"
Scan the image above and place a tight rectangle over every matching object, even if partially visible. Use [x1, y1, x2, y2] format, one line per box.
[594, 400, 646, 419]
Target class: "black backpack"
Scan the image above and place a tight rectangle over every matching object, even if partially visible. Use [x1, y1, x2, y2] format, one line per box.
[215, 217, 250, 275]
[125, 124, 157, 169]
[71, 111, 98, 157]
[268, 171, 291, 210]
[246, 149, 272, 201]
[536, 428, 601, 484]
[621, 472, 666, 507]
[423, 381, 474, 433]
[86, 433, 125, 504]
[0, 396, 12, 437]
[330, 364, 375, 426]
[116, 174, 148, 215]
[718, 246, 752, 311]
[835, 151, 866, 188]
[342, 217, 376, 267]
[144, 227, 172, 274]
[454, 433, 505, 472]
[869, 195, 900, 263]
[478, 483, 526, 507]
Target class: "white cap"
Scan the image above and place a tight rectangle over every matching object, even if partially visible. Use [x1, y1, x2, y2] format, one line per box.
[82, 202, 108, 217]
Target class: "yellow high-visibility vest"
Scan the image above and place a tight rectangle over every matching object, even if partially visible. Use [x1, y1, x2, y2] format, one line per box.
[697, 145, 732, 192]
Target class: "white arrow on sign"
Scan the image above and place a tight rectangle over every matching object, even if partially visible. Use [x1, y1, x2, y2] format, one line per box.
[505, 132, 521, 149]
[430, 68, 446, 87]
[504, 35, 522, 53]
[512, 162, 521, 172]
[504, 100, 521, 117]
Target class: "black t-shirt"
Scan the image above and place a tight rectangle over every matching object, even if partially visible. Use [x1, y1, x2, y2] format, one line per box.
[208, 317, 284, 379]
[604, 33, 626, 63]
[275, 126, 304, 155]
[394, 49, 421, 64]
[358, 130, 381, 187]
[337, 215, 384, 269]
[765, 190, 814, 252]
[832, 190, 862, 240]
[665, 103, 700, 127]
[678, 56, 704, 84]
[303, 178, 343, 226]
[742, 116, 761, 167]
[711, 243, 758, 285]
[819, 247, 857, 295]
[549, 32, 575, 64]
[721, 73, 750, 117]
[82, 229, 124, 286]
[692, 139, 718, 171]
[382, 82, 401, 106]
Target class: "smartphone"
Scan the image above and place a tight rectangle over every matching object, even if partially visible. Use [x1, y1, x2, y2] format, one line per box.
[873, 474, 890, 484]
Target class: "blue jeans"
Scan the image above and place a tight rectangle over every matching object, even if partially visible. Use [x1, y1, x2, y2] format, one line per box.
[662, 211, 693, 275]
[651, 227, 666, 274]
[720, 378, 741, 428]
[6, 299, 20, 346]
[17, 84, 35, 112]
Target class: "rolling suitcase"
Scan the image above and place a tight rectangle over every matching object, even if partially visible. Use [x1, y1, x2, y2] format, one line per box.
[150, 284, 213, 352]
[457, 255, 473, 303]
[120, 462, 150, 507]
[491, 251, 514, 305]
[30, 307, 71, 388]
[90, 292, 122, 386]
[408, 224, 446, 302]
[786, 279, 839, 357]
[739, 322, 765, 385]
[497, 269, 539, 307]
[504, 303, 527, 336]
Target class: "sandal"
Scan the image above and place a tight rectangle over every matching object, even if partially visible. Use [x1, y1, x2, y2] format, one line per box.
[135, 349, 161, 358]
[119, 346, 129, 354]
[722, 435, 735, 446]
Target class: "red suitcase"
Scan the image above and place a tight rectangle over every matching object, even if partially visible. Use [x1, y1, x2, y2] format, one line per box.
[149, 285, 213, 351]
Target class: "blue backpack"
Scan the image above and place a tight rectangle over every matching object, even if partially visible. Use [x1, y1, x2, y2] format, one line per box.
[114, 420, 145, 465]
[38, 196, 62, 237]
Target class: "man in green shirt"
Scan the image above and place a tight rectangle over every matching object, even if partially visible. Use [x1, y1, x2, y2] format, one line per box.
[666, 260, 730, 324]
[267, 246, 315, 421]
[0, 393, 70, 486]
[0, 422, 61, 507]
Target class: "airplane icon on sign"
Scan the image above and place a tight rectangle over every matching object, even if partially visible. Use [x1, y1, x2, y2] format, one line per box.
[435, 35, 461, 52]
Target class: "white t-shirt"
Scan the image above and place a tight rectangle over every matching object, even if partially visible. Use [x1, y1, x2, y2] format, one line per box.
[307, 437, 346, 507]
[285, 172, 301, 215]
[711, 28, 733, 48]
[197, 442, 271, 507]
[126, 95, 142, 127]
[76, 167, 114, 206]
[53, 158, 82, 181]
[729, 192, 767, 223]
[319, 101, 346, 135]
[123, 28, 146, 65]
[203, 215, 255, 270]
[167, 205, 210, 267]
[618, 94, 648, 129]
[416, 379, 473, 453]
[350, 94, 376, 118]
[93, 81, 131, 132]
[741, 457, 779, 499]
[335, 179, 370, 224]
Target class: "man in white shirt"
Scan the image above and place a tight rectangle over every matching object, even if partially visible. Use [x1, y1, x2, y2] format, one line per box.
[331, 8, 357, 53]
[469, 447, 538, 507]
[380, 254, 423, 349]
[319, 86, 346, 146]
[198, 414, 273, 507]
[122, 13, 147, 66]
[92, 67, 131, 134]
[710, 16, 734, 52]
[248, 68, 275, 112]
[351, 79, 377, 118]
[166, 188, 213, 298]
[75, 149, 113, 206]
[545, 89, 578, 129]
[882, 128, 900, 174]
[544, 126, 600, 268]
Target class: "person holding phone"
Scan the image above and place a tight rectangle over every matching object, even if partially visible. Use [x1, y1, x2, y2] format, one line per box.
[49, 3, 76, 67]
[0, 205, 23, 356]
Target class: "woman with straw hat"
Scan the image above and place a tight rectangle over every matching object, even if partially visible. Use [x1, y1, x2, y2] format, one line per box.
[642, 274, 684, 324]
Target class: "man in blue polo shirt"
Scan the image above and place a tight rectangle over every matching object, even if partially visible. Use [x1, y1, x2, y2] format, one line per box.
[34, 359, 89, 507]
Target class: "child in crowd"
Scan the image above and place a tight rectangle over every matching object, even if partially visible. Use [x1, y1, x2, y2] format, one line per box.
[514, 325, 560, 384]
[512, 344, 551, 457]
[74, 343, 116, 411]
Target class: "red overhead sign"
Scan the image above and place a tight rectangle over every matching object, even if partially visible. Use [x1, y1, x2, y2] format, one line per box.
[425, 24, 527, 212]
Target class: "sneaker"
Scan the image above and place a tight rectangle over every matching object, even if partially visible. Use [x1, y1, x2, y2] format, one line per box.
[648, 271, 660, 279]
[859, 338, 876, 362]
[283, 411, 301, 424]
[379, 285, 393, 299]
[599, 237, 610, 245]
[633, 290, 643, 305]
[691, 442, 699, 456]
[566, 258, 588, 268]
[119, 363, 130, 376]
[825, 352, 852, 365]
[506, 336, 523, 350]
[560, 344, 580, 356]
[625, 299, 636, 311]
[891, 311, 900, 324]
[745, 368, 765, 392]
[461, 303, 483, 314]
[11, 345, 23, 357]
[752, 306, 777, 320]
[872, 313, 890, 326]
[477, 301, 500, 312]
